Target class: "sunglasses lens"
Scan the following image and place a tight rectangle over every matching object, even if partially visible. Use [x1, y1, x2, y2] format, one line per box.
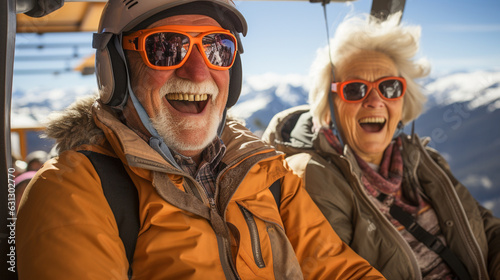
[379, 79, 404, 99]
[144, 32, 190, 67]
[202, 33, 236, 67]
[343, 82, 368, 101]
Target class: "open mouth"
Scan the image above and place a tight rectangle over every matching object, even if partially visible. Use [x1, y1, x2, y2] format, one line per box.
[359, 117, 386, 133]
[165, 93, 210, 114]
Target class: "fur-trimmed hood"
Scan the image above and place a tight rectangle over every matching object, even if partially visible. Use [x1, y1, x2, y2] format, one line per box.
[44, 95, 105, 153]
[43, 95, 279, 170]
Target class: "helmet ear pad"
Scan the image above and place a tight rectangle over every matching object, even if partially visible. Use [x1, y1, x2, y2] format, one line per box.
[226, 52, 242, 108]
[95, 35, 129, 108]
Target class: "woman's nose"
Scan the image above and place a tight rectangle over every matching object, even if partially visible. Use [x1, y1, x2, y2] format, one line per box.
[363, 87, 385, 108]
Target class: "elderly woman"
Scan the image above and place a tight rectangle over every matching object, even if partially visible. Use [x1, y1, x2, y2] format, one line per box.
[263, 13, 500, 280]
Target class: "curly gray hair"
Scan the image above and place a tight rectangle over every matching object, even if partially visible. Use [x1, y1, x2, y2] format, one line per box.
[309, 12, 430, 128]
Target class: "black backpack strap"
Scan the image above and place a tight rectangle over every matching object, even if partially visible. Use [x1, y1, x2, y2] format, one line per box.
[80, 150, 281, 279]
[269, 179, 281, 211]
[388, 202, 471, 280]
[79, 151, 139, 279]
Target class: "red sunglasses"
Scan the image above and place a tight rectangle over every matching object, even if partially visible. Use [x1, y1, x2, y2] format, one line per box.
[123, 25, 237, 71]
[331, 76, 406, 103]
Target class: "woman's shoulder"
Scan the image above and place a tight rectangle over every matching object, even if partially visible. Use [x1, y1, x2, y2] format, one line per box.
[401, 134, 452, 170]
[262, 105, 312, 148]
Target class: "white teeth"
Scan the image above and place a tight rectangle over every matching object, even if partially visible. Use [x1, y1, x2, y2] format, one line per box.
[166, 93, 208, 101]
[359, 117, 386, 124]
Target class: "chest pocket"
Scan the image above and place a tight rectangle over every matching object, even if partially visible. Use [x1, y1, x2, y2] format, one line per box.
[238, 205, 267, 268]
[228, 201, 302, 280]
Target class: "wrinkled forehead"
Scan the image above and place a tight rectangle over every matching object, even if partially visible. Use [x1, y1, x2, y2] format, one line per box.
[336, 50, 398, 81]
[146, 15, 221, 29]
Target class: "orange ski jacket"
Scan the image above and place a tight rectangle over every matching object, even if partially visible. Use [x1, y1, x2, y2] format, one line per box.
[17, 97, 384, 279]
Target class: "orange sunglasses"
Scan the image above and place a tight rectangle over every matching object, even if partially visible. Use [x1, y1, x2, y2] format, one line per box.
[123, 25, 237, 71]
[331, 76, 407, 103]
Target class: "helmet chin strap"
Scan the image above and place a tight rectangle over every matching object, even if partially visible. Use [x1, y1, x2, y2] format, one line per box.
[218, 109, 227, 136]
[321, 3, 345, 149]
[393, 121, 405, 139]
[114, 36, 225, 168]
[127, 82, 184, 170]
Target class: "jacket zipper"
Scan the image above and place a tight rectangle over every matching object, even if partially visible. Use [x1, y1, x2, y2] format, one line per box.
[173, 172, 240, 280]
[238, 204, 266, 268]
[212, 150, 279, 278]
[417, 145, 488, 279]
[137, 149, 278, 279]
[208, 197, 241, 280]
[341, 154, 423, 280]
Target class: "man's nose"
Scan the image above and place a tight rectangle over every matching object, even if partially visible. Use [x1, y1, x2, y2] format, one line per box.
[175, 45, 210, 83]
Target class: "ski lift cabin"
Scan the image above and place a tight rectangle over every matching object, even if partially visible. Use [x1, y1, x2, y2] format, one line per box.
[0, 0, 405, 278]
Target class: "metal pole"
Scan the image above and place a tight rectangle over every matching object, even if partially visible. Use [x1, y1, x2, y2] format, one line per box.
[370, 0, 406, 22]
[1, 0, 17, 278]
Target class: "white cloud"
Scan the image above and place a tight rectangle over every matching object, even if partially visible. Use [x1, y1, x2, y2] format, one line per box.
[483, 201, 496, 211]
[10, 111, 40, 128]
[488, 100, 500, 112]
[440, 152, 452, 162]
[230, 94, 272, 120]
[462, 174, 493, 189]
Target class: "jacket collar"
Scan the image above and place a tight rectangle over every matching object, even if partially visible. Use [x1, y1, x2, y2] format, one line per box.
[45, 95, 284, 195]
[266, 105, 433, 181]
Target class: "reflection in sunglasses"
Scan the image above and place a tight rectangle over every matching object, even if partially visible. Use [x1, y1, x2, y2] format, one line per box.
[145, 32, 235, 68]
[123, 26, 237, 71]
[380, 80, 402, 99]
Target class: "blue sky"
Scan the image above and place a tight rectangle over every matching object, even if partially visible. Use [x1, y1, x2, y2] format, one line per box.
[12, 0, 500, 90]
[237, 0, 500, 76]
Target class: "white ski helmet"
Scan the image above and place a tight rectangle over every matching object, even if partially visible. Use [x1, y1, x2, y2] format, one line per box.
[93, 0, 247, 108]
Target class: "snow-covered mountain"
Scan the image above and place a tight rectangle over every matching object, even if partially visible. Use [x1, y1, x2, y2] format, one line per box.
[11, 86, 97, 128]
[232, 70, 500, 216]
[424, 71, 500, 110]
[10, 70, 500, 216]
[231, 73, 311, 133]
[414, 71, 500, 217]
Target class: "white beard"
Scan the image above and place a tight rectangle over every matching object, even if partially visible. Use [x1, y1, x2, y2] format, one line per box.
[150, 77, 222, 154]
[151, 105, 221, 153]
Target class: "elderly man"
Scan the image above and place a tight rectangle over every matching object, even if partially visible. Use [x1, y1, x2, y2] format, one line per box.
[16, 0, 384, 279]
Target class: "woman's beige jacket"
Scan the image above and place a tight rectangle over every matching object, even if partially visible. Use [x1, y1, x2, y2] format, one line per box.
[263, 105, 500, 280]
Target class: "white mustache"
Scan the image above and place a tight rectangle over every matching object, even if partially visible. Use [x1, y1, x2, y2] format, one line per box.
[159, 76, 219, 101]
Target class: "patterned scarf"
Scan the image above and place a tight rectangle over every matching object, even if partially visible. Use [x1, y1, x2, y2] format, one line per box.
[322, 128, 455, 278]
[321, 128, 425, 215]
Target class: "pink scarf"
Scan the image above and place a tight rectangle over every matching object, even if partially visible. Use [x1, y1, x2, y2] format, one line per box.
[321, 128, 425, 214]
